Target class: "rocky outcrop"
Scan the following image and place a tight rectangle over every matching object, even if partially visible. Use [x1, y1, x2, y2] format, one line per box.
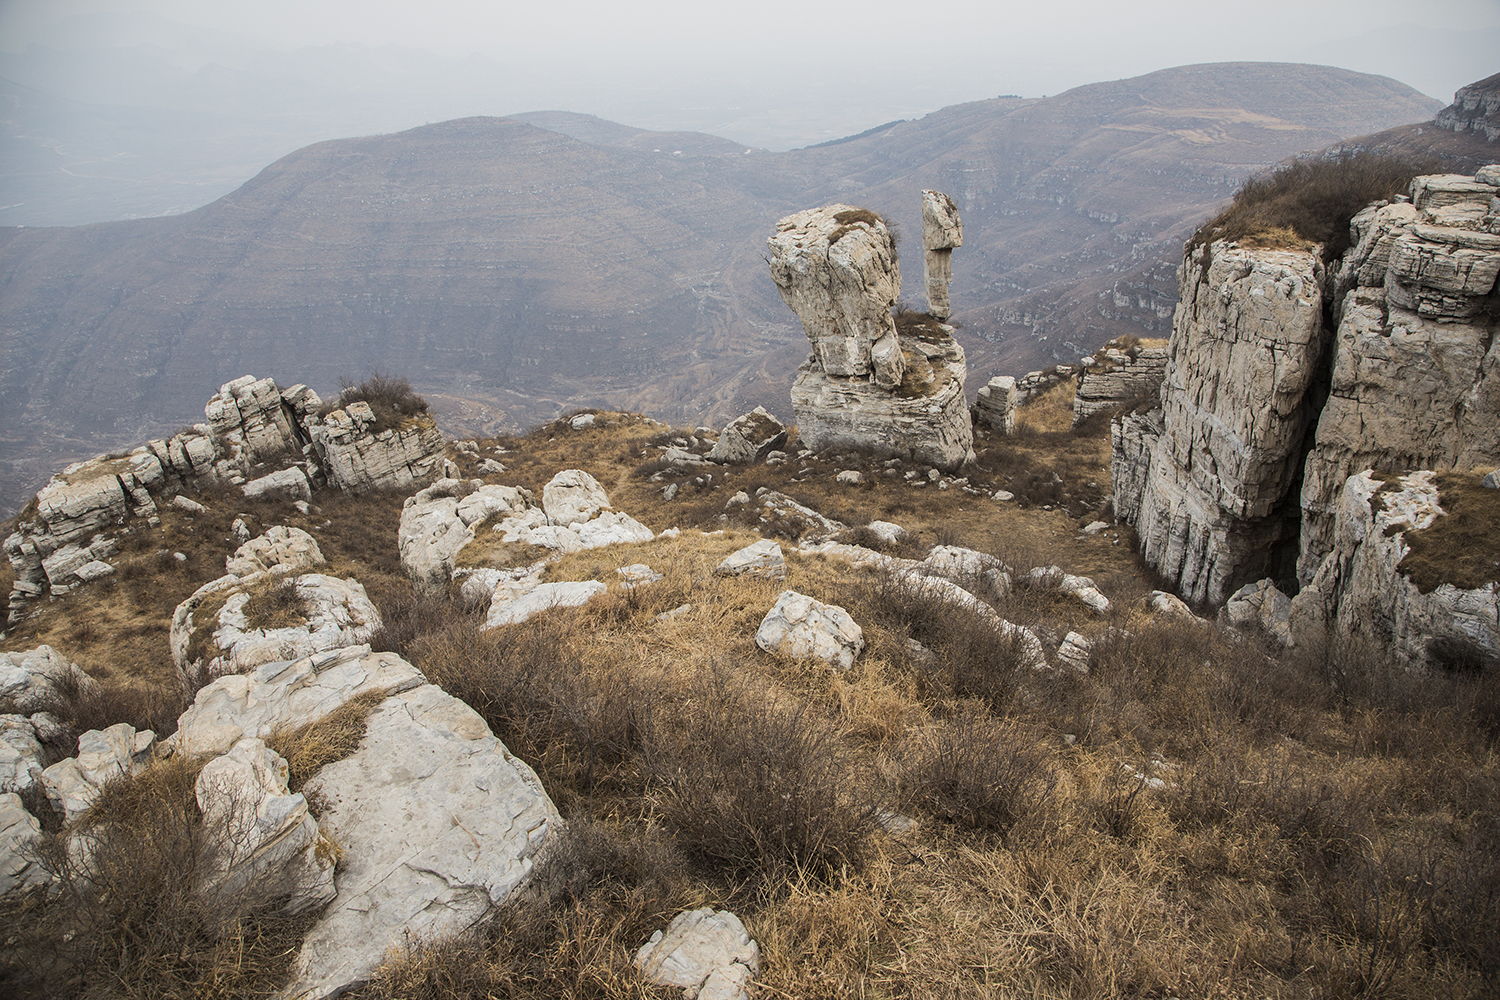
[41, 723, 156, 823]
[5, 374, 447, 621]
[1, 645, 98, 716]
[485, 470, 654, 555]
[1291, 471, 1500, 668]
[398, 479, 529, 588]
[922, 189, 963, 319]
[973, 376, 1019, 434]
[1072, 340, 1168, 427]
[1298, 172, 1500, 580]
[707, 407, 787, 464]
[285, 682, 559, 999]
[1114, 243, 1327, 604]
[1435, 72, 1500, 142]
[171, 571, 383, 690]
[225, 526, 325, 578]
[767, 200, 973, 471]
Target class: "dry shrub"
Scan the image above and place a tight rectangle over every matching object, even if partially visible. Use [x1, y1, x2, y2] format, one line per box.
[324, 371, 430, 432]
[266, 687, 387, 791]
[1191, 150, 1441, 263]
[54, 673, 186, 742]
[0, 757, 317, 999]
[649, 672, 878, 885]
[353, 820, 691, 1000]
[368, 579, 473, 658]
[898, 711, 1055, 835]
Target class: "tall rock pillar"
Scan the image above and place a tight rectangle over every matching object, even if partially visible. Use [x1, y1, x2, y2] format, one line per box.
[922, 190, 963, 320]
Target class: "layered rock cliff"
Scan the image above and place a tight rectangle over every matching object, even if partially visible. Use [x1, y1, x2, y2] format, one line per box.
[1114, 164, 1500, 664]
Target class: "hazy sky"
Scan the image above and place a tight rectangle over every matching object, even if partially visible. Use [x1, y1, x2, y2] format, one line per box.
[3, 0, 1498, 108]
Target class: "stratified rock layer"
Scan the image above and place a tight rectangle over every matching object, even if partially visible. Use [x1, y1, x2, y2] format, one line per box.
[1115, 243, 1326, 604]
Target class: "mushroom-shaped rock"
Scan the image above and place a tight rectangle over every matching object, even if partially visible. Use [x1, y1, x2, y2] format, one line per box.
[636, 908, 760, 1000]
[755, 590, 864, 670]
[921, 189, 963, 319]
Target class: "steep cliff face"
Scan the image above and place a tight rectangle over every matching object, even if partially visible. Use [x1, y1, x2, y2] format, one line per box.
[1114, 164, 1500, 664]
[1435, 72, 1500, 142]
[1113, 244, 1326, 604]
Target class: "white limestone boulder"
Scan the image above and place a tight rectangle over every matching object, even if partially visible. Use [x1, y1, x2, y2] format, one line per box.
[398, 480, 528, 588]
[715, 539, 786, 580]
[0, 716, 46, 792]
[755, 590, 865, 670]
[636, 907, 760, 1000]
[284, 683, 560, 1000]
[0, 792, 43, 894]
[707, 407, 788, 464]
[172, 645, 424, 758]
[485, 580, 607, 629]
[542, 469, 611, 527]
[41, 723, 156, 823]
[194, 737, 337, 914]
[0, 645, 98, 715]
[242, 466, 312, 501]
[226, 525, 326, 578]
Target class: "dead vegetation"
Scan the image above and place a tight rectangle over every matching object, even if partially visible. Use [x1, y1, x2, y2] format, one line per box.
[3, 402, 1498, 999]
[1397, 471, 1500, 594]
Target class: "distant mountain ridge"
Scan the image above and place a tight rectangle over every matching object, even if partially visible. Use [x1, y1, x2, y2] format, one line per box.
[0, 63, 1452, 514]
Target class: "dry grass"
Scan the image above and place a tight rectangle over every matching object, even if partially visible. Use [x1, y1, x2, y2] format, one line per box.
[266, 687, 388, 791]
[5, 409, 1499, 999]
[1397, 471, 1500, 595]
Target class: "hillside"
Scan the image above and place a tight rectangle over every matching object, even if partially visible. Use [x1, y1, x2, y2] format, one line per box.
[0, 62, 1448, 515]
[1, 380, 1496, 998]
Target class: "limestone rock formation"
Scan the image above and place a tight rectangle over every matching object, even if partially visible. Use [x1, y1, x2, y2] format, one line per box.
[484, 580, 607, 629]
[170, 572, 383, 690]
[755, 590, 865, 670]
[1298, 173, 1500, 580]
[1113, 243, 1327, 604]
[973, 376, 1019, 434]
[922, 189, 963, 320]
[715, 539, 786, 580]
[285, 683, 559, 999]
[41, 723, 156, 823]
[398, 479, 529, 588]
[0, 645, 98, 716]
[707, 407, 787, 464]
[0, 716, 47, 793]
[486, 470, 652, 555]
[767, 200, 973, 471]
[1072, 340, 1168, 427]
[636, 908, 760, 1000]
[225, 526, 326, 578]
[5, 374, 447, 621]
[1291, 471, 1500, 668]
[1113, 165, 1500, 667]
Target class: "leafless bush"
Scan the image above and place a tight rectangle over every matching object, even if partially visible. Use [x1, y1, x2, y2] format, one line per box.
[323, 371, 430, 432]
[648, 673, 877, 884]
[898, 711, 1055, 835]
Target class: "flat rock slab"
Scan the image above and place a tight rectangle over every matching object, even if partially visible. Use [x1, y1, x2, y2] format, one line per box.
[285, 683, 559, 1000]
[715, 539, 786, 580]
[755, 590, 864, 670]
[173, 645, 424, 757]
[485, 580, 606, 629]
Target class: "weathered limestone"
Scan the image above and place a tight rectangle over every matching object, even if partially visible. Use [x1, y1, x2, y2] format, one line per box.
[1072, 341, 1168, 427]
[242, 466, 312, 501]
[0, 792, 43, 893]
[0, 716, 46, 792]
[973, 376, 1019, 434]
[922, 189, 963, 319]
[484, 580, 607, 629]
[1298, 170, 1500, 581]
[767, 200, 974, 471]
[755, 590, 865, 670]
[1435, 73, 1500, 141]
[485, 473, 653, 556]
[285, 683, 559, 999]
[172, 645, 424, 757]
[398, 480, 529, 588]
[226, 526, 326, 578]
[0, 645, 97, 716]
[715, 539, 786, 580]
[755, 491, 846, 542]
[1115, 243, 1326, 604]
[1222, 578, 1293, 646]
[707, 407, 787, 464]
[41, 723, 156, 823]
[194, 737, 337, 914]
[171, 572, 383, 689]
[1291, 471, 1500, 668]
[306, 400, 445, 495]
[543, 469, 612, 526]
[636, 908, 760, 1000]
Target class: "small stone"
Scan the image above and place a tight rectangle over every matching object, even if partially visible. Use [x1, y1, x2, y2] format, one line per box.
[171, 495, 207, 514]
[1081, 521, 1110, 535]
[725, 490, 750, 508]
[657, 604, 692, 621]
[617, 564, 663, 588]
[715, 539, 786, 580]
[993, 490, 1015, 501]
[1483, 470, 1500, 489]
[755, 590, 864, 670]
[662, 483, 678, 501]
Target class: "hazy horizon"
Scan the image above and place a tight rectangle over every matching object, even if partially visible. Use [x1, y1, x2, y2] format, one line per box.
[1, 0, 1496, 227]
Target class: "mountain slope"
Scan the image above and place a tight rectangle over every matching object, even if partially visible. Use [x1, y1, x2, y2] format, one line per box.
[0, 63, 1447, 514]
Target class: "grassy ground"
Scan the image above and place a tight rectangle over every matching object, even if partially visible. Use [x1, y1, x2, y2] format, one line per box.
[3, 393, 1497, 999]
